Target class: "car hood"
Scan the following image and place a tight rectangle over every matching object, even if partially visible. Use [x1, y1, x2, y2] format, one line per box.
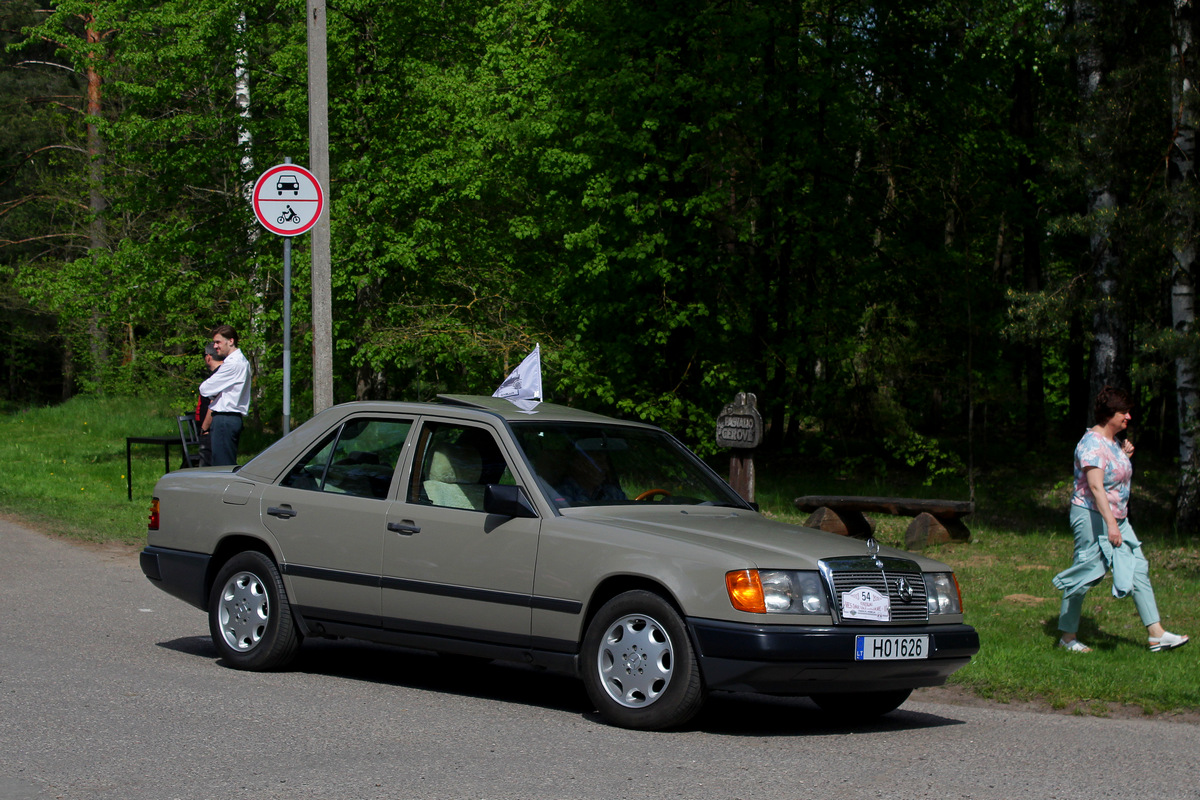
[555, 505, 953, 571]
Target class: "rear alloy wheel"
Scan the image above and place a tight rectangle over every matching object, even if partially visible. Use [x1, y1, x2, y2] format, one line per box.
[810, 688, 912, 718]
[581, 590, 704, 730]
[208, 550, 301, 670]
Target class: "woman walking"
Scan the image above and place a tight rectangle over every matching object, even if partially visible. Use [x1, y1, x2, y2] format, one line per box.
[1053, 386, 1188, 653]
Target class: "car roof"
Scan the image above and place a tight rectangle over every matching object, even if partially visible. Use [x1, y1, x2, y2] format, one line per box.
[236, 395, 659, 483]
[434, 394, 651, 425]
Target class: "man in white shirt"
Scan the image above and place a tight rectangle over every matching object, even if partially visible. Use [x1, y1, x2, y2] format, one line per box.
[200, 325, 252, 466]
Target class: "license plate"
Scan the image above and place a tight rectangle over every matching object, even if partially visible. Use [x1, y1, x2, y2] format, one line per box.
[855, 635, 929, 661]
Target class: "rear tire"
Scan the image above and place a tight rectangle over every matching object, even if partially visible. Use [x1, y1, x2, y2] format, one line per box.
[208, 550, 301, 670]
[581, 590, 704, 730]
[810, 688, 912, 718]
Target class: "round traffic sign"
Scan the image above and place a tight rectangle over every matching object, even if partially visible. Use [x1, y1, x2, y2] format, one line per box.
[252, 164, 325, 236]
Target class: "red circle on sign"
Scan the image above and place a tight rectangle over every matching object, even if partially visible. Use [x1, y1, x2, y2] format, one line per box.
[252, 164, 325, 237]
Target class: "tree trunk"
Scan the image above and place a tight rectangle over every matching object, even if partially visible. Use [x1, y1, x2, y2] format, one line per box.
[355, 364, 386, 401]
[1169, 0, 1200, 533]
[1013, 39, 1045, 445]
[1073, 0, 1130, 399]
[236, 12, 269, 415]
[61, 341, 75, 402]
[85, 13, 109, 387]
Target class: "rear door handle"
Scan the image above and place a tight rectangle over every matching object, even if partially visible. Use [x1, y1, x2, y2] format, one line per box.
[387, 521, 421, 536]
[267, 506, 297, 519]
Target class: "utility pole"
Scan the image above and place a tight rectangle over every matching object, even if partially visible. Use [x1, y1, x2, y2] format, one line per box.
[307, 0, 334, 413]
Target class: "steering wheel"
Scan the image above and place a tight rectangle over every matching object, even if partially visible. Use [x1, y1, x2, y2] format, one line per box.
[635, 488, 672, 501]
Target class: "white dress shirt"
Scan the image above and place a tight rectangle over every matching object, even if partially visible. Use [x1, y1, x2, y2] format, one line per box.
[200, 347, 252, 415]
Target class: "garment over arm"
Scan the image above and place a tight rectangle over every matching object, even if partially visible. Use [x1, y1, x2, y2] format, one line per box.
[199, 348, 251, 415]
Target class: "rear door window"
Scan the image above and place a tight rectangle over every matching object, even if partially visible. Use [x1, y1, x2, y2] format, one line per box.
[281, 418, 412, 499]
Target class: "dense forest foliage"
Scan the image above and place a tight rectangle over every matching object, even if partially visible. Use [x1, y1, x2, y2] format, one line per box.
[3, 0, 1200, 524]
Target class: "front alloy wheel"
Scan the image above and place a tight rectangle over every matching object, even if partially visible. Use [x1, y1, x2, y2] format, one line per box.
[582, 591, 704, 730]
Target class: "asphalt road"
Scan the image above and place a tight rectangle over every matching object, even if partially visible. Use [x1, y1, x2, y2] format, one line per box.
[1, 517, 1197, 800]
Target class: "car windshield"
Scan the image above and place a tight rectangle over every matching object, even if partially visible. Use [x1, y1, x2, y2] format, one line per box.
[510, 421, 748, 510]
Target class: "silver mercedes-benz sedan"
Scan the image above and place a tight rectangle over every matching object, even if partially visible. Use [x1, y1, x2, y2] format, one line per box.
[140, 395, 978, 729]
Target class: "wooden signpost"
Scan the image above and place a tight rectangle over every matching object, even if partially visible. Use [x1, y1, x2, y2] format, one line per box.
[715, 392, 762, 502]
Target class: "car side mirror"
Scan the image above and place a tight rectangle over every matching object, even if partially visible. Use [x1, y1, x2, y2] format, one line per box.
[484, 484, 538, 519]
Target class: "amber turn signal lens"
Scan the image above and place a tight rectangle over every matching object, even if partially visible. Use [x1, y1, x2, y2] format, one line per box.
[726, 569, 766, 613]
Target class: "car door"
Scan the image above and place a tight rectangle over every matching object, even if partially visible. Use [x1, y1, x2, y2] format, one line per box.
[262, 416, 413, 628]
[381, 418, 539, 647]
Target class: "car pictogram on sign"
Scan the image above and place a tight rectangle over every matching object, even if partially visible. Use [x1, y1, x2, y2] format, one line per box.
[276, 175, 300, 195]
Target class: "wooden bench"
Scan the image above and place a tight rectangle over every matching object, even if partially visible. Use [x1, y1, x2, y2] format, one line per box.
[793, 495, 974, 549]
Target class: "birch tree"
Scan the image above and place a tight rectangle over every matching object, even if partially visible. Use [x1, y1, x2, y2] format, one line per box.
[1073, 0, 1130, 400]
[1169, 0, 1200, 531]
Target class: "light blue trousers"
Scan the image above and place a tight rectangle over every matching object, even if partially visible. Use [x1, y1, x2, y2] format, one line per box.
[1053, 505, 1160, 634]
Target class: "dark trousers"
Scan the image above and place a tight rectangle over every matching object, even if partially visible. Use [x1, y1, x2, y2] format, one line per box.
[210, 414, 243, 466]
[198, 431, 213, 467]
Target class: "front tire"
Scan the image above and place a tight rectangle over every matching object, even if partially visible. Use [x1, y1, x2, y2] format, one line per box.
[208, 550, 301, 670]
[581, 590, 704, 730]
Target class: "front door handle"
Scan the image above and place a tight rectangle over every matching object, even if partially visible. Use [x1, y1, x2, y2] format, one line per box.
[267, 506, 297, 519]
[387, 521, 421, 536]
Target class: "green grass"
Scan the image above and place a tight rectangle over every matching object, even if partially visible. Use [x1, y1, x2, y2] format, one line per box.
[0, 396, 205, 543]
[924, 527, 1200, 715]
[2, 396, 1198, 716]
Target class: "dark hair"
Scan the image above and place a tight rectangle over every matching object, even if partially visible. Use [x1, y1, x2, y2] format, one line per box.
[211, 324, 238, 345]
[1094, 385, 1133, 425]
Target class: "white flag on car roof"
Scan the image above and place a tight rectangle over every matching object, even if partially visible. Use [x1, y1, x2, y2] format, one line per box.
[493, 344, 542, 412]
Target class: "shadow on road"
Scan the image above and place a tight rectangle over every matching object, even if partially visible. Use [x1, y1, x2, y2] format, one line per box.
[156, 634, 968, 735]
[695, 691, 967, 735]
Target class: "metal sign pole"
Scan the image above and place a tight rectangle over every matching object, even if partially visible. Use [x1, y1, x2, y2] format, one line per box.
[250, 158, 322, 437]
[283, 236, 292, 435]
[282, 157, 293, 435]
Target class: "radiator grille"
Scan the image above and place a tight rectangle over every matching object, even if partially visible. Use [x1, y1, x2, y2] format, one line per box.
[821, 557, 930, 624]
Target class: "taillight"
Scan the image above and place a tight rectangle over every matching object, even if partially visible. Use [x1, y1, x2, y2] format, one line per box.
[148, 498, 160, 530]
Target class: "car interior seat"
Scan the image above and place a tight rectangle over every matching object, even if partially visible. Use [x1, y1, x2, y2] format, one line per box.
[423, 442, 485, 510]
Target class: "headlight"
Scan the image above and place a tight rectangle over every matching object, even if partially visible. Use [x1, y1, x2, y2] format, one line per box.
[726, 570, 829, 615]
[924, 572, 963, 615]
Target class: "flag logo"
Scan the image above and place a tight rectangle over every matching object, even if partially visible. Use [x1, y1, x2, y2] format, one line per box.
[494, 345, 542, 412]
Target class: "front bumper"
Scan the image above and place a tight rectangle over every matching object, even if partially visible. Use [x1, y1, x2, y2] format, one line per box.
[688, 618, 979, 695]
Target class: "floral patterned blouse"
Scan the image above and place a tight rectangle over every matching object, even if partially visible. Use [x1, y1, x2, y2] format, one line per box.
[1070, 429, 1132, 519]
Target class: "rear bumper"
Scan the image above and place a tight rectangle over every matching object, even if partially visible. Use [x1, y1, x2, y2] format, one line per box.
[140, 546, 211, 611]
[688, 618, 979, 694]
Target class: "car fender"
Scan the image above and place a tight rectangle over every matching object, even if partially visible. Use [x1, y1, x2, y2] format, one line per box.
[531, 515, 753, 646]
[148, 472, 283, 592]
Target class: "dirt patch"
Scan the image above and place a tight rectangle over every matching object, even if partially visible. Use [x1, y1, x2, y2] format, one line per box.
[76, 539, 143, 559]
[0, 512, 141, 559]
[1002, 593, 1050, 606]
[952, 554, 998, 568]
